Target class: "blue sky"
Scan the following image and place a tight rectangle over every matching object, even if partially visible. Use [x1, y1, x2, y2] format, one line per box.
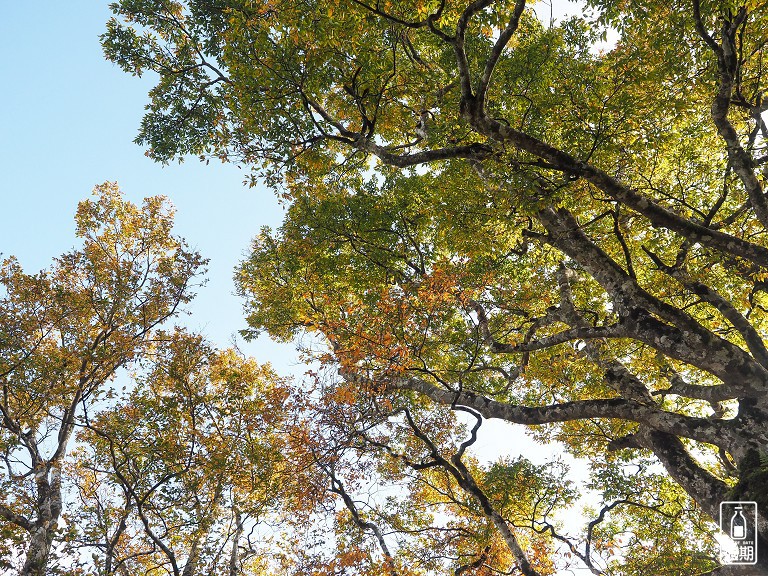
[0, 1, 299, 371]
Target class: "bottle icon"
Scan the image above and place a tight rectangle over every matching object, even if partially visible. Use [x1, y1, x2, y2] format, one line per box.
[731, 506, 747, 540]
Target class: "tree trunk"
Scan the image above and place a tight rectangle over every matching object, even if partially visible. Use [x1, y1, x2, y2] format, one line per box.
[181, 535, 202, 576]
[648, 429, 768, 573]
[229, 508, 243, 576]
[22, 523, 54, 576]
[728, 448, 768, 574]
[21, 466, 61, 576]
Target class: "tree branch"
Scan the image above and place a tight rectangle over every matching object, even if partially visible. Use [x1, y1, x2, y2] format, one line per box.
[0, 502, 32, 531]
[391, 377, 733, 449]
[401, 407, 541, 576]
[326, 467, 398, 576]
[476, 0, 527, 112]
[538, 207, 768, 395]
[638, 429, 728, 522]
[469, 299, 625, 352]
[465, 115, 768, 269]
[643, 246, 768, 367]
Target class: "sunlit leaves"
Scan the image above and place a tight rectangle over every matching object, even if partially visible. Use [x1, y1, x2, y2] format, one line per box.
[105, 0, 768, 573]
[68, 330, 294, 576]
[0, 184, 205, 574]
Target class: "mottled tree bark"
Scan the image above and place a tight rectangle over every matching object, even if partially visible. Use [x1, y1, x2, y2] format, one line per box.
[22, 466, 62, 576]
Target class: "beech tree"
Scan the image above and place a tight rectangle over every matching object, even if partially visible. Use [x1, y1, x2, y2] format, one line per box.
[67, 330, 296, 576]
[104, 0, 768, 573]
[0, 184, 205, 575]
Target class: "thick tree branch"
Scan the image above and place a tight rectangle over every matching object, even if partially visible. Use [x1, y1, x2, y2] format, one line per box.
[644, 246, 768, 367]
[691, 0, 722, 55]
[607, 426, 763, 572]
[538, 207, 768, 395]
[392, 377, 733, 449]
[695, 7, 768, 229]
[453, 0, 495, 104]
[652, 379, 739, 402]
[637, 429, 728, 521]
[465, 115, 768, 269]
[0, 502, 32, 532]
[555, 265, 654, 404]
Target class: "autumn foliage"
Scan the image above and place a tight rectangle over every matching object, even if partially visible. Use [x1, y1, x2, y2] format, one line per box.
[98, 0, 768, 572]
[8, 0, 768, 573]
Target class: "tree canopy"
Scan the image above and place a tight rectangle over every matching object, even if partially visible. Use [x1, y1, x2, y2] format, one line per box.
[91, 0, 768, 572]
[0, 184, 205, 574]
[0, 186, 308, 576]
[68, 330, 299, 576]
